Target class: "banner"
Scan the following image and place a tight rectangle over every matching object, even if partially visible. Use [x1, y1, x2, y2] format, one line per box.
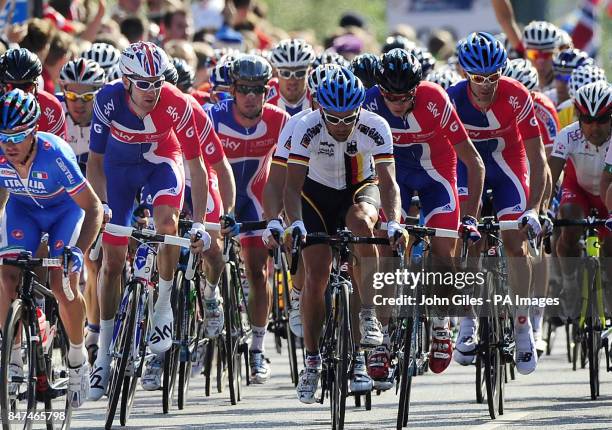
[0, 0, 30, 31]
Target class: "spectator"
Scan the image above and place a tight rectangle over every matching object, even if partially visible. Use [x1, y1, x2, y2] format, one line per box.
[19, 18, 56, 64]
[428, 29, 456, 60]
[339, 12, 367, 30]
[332, 34, 364, 61]
[43, 30, 76, 93]
[111, 0, 144, 22]
[162, 6, 192, 42]
[192, 41, 215, 90]
[389, 24, 417, 42]
[120, 15, 149, 43]
[164, 39, 198, 70]
[191, 0, 225, 34]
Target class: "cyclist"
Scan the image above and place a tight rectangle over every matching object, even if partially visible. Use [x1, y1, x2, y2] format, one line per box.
[363, 48, 485, 377]
[350, 53, 379, 89]
[0, 89, 103, 407]
[268, 39, 315, 115]
[449, 32, 548, 375]
[0, 48, 67, 140]
[207, 54, 290, 384]
[172, 57, 211, 105]
[425, 67, 462, 90]
[547, 48, 592, 107]
[522, 21, 561, 92]
[549, 81, 612, 311]
[81, 42, 121, 77]
[284, 66, 408, 403]
[557, 65, 607, 129]
[87, 41, 211, 400]
[57, 58, 108, 365]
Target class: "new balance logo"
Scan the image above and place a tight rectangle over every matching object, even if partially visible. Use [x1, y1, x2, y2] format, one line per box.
[90, 369, 104, 389]
[150, 325, 172, 344]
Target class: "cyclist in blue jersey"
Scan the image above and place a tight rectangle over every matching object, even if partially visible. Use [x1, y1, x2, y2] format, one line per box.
[0, 89, 103, 408]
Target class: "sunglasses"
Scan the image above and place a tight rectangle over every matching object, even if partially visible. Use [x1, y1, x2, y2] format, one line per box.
[467, 71, 502, 85]
[526, 49, 554, 61]
[0, 127, 35, 144]
[235, 84, 268, 95]
[380, 88, 416, 103]
[554, 73, 571, 83]
[578, 113, 611, 124]
[322, 108, 360, 125]
[127, 76, 165, 91]
[64, 90, 98, 102]
[277, 69, 308, 80]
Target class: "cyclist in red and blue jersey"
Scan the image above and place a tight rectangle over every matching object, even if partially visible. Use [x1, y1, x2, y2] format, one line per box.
[363, 48, 485, 376]
[207, 54, 290, 383]
[86, 41, 211, 400]
[0, 89, 103, 408]
[449, 32, 548, 375]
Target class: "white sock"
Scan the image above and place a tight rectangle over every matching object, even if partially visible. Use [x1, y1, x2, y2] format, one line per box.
[96, 318, 115, 367]
[203, 279, 219, 301]
[290, 288, 301, 300]
[530, 304, 544, 335]
[432, 317, 448, 329]
[155, 278, 173, 314]
[382, 324, 390, 346]
[514, 305, 531, 334]
[251, 325, 266, 353]
[68, 341, 87, 367]
[85, 323, 100, 347]
[11, 344, 22, 365]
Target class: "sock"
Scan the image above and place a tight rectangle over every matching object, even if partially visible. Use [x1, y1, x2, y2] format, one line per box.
[305, 351, 322, 370]
[11, 344, 22, 365]
[360, 306, 376, 319]
[251, 325, 266, 353]
[530, 304, 544, 335]
[290, 287, 301, 300]
[382, 325, 390, 346]
[432, 317, 448, 329]
[68, 341, 87, 367]
[85, 323, 100, 347]
[203, 279, 219, 301]
[514, 305, 531, 334]
[96, 318, 115, 367]
[155, 278, 173, 314]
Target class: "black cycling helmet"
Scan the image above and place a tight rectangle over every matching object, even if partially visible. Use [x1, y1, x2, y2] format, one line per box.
[172, 58, 195, 92]
[350, 53, 379, 89]
[163, 60, 179, 86]
[375, 48, 422, 93]
[381, 35, 415, 54]
[231, 54, 272, 83]
[0, 48, 42, 83]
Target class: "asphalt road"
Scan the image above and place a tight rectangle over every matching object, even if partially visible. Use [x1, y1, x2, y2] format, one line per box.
[72, 329, 612, 430]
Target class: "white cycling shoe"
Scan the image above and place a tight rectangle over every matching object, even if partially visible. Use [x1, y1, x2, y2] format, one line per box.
[149, 309, 173, 354]
[68, 362, 90, 408]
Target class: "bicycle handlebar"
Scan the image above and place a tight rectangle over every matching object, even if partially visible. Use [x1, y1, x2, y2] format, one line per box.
[104, 223, 192, 248]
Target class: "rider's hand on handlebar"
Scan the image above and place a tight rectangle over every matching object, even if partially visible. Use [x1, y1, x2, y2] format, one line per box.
[263, 219, 284, 249]
[220, 214, 240, 237]
[520, 209, 542, 238]
[460, 215, 481, 244]
[540, 212, 554, 237]
[283, 220, 306, 249]
[64, 246, 84, 274]
[387, 220, 408, 251]
[189, 222, 212, 255]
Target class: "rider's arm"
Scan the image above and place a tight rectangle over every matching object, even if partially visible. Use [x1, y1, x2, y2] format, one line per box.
[263, 163, 286, 220]
[602, 149, 612, 210]
[283, 162, 307, 224]
[541, 167, 553, 212]
[86, 152, 107, 203]
[376, 161, 402, 223]
[71, 183, 103, 251]
[454, 139, 485, 218]
[491, 0, 524, 55]
[0, 187, 8, 216]
[547, 128, 571, 186]
[212, 157, 236, 215]
[186, 156, 209, 223]
[87, 89, 112, 203]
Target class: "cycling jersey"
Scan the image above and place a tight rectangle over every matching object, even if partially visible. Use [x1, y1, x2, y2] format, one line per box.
[551, 121, 610, 196]
[266, 78, 311, 116]
[532, 91, 560, 149]
[448, 77, 541, 220]
[272, 108, 312, 166]
[90, 81, 202, 244]
[207, 99, 289, 243]
[0, 132, 85, 256]
[557, 98, 576, 129]
[363, 82, 468, 228]
[191, 89, 211, 105]
[38, 89, 67, 140]
[288, 109, 394, 190]
[544, 87, 558, 107]
[57, 94, 89, 170]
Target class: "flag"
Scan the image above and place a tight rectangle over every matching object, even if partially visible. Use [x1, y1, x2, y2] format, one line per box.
[568, 0, 602, 58]
[32, 171, 48, 180]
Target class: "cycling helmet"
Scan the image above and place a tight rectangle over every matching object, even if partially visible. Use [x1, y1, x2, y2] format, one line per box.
[231, 54, 272, 83]
[501, 59, 539, 90]
[316, 66, 365, 112]
[569, 64, 607, 98]
[307, 64, 342, 97]
[381, 35, 416, 54]
[493, 32, 521, 60]
[552, 49, 592, 75]
[523, 21, 559, 51]
[106, 64, 122, 82]
[574, 81, 611, 117]
[163, 61, 179, 86]
[312, 51, 349, 69]
[0, 89, 40, 131]
[425, 67, 461, 90]
[172, 58, 195, 91]
[0, 48, 42, 83]
[350, 53, 378, 89]
[556, 28, 573, 50]
[375, 48, 422, 94]
[213, 47, 241, 64]
[269, 39, 315, 69]
[59, 58, 106, 86]
[81, 43, 121, 73]
[405, 45, 436, 75]
[457, 32, 507, 75]
[119, 41, 169, 78]
[211, 62, 233, 88]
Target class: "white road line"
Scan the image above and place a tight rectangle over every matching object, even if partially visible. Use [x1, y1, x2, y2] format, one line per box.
[471, 411, 532, 430]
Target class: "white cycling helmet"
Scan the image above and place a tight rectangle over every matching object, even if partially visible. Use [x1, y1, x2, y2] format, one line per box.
[307, 64, 342, 97]
[81, 43, 121, 73]
[119, 41, 169, 78]
[556, 28, 573, 49]
[501, 59, 539, 91]
[106, 64, 122, 82]
[574, 81, 611, 117]
[425, 67, 461, 90]
[523, 21, 560, 51]
[569, 64, 607, 98]
[60, 58, 106, 86]
[270, 39, 315, 69]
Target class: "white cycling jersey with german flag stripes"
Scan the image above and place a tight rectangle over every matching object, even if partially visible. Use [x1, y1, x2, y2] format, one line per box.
[287, 109, 394, 190]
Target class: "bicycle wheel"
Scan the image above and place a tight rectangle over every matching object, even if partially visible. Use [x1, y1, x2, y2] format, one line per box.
[281, 254, 299, 387]
[587, 261, 602, 400]
[396, 316, 415, 429]
[162, 273, 182, 413]
[178, 276, 198, 409]
[221, 262, 237, 404]
[481, 315, 501, 419]
[331, 283, 350, 430]
[45, 307, 73, 430]
[1, 300, 37, 430]
[475, 354, 485, 404]
[105, 281, 140, 430]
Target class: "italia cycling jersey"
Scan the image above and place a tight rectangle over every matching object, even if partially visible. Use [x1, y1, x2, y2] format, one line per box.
[57, 94, 90, 169]
[272, 108, 312, 166]
[207, 99, 289, 227]
[266, 78, 311, 116]
[448, 77, 541, 220]
[532, 91, 560, 149]
[38, 89, 67, 140]
[363, 82, 468, 227]
[288, 109, 394, 190]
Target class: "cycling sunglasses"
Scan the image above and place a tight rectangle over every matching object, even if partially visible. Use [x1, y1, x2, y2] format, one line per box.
[235, 84, 268, 95]
[127, 76, 165, 91]
[277, 69, 309, 80]
[554, 73, 571, 83]
[380, 87, 416, 103]
[467, 71, 502, 85]
[322, 108, 360, 126]
[0, 127, 35, 144]
[64, 90, 98, 102]
[578, 113, 611, 124]
[526, 49, 554, 61]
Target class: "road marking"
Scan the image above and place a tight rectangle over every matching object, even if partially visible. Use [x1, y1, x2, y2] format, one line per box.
[472, 411, 532, 430]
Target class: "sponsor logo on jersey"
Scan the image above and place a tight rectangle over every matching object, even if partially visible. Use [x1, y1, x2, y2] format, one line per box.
[346, 140, 358, 155]
[32, 171, 48, 180]
[4, 179, 45, 190]
[283, 137, 292, 150]
[364, 99, 378, 112]
[186, 126, 195, 138]
[529, 117, 538, 127]
[300, 123, 323, 149]
[0, 169, 16, 177]
[449, 121, 459, 133]
[357, 124, 385, 146]
[166, 106, 180, 122]
[103, 99, 115, 117]
[266, 86, 278, 102]
[0, 156, 6, 164]
[205, 142, 217, 155]
[43, 141, 52, 150]
[318, 141, 334, 157]
[93, 124, 103, 134]
[55, 157, 76, 185]
[427, 102, 440, 118]
[11, 229, 24, 240]
[509, 96, 520, 111]
[54, 240, 64, 250]
[44, 107, 57, 125]
[221, 138, 241, 151]
[114, 130, 135, 142]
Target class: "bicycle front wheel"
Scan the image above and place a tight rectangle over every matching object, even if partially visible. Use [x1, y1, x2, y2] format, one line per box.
[331, 283, 350, 430]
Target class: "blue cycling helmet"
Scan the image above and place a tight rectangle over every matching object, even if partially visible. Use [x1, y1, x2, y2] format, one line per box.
[458, 32, 507, 75]
[0, 89, 40, 131]
[316, 66, 365, 112]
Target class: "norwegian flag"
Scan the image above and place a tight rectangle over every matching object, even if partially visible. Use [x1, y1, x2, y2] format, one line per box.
[566, 0, 606, 58]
